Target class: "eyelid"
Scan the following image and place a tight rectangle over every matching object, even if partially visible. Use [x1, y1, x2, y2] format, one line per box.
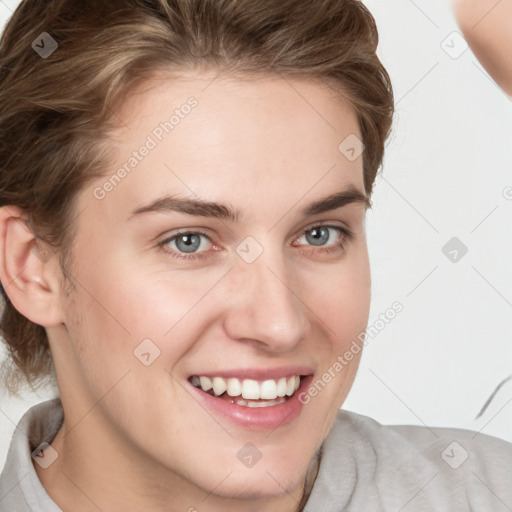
[159, 228, 213, 250]
[291, 222, 353, 249]
[158, 220, 353, 260]
[298, 219, 352, 237]
[158, 220, 351, 246]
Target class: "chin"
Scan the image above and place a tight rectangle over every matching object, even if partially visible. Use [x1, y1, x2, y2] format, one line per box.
[204, 465, 306, 501]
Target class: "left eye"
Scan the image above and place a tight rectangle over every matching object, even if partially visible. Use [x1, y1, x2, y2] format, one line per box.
[295, 225, 344, 247]
[159, 224, 351, 261]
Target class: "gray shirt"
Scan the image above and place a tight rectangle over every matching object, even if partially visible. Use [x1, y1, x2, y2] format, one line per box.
[1, 398, 511, 511]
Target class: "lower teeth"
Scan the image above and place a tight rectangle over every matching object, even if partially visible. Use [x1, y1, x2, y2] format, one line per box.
[228, 397, 287, 408]
[201, 387, 288, 407]
[190, 379, 293, 408]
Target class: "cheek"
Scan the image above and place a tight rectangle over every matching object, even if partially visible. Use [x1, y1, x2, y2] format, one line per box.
[311, 250, 371, 337]
[300, 249, 370, 403]
[67, 231, 370, 371]
[67, 260, 229, 371]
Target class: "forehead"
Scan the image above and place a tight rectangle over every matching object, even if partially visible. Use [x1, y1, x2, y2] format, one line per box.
[84, 71, 365, 224]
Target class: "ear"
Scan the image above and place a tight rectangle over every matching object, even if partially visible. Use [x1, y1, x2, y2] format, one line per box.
[0, 205, 64, 327]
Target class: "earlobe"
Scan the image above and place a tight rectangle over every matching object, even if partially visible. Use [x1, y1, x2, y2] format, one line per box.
[0, 205, 64, 327]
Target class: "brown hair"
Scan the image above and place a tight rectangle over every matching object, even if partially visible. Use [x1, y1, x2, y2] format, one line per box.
[0, 0, 394, 396]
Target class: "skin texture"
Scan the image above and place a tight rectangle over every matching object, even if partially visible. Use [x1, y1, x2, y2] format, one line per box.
[453, 0, 512, 95]
[0, 71, 371, 512]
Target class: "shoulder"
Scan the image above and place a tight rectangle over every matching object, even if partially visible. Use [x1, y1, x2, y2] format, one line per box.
[306, 409, 512, 512]
[0, 398, 63, 512]
[337, 407, 512, 463]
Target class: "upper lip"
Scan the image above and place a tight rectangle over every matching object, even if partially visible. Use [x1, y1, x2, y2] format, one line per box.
[188, 366, 314, 381]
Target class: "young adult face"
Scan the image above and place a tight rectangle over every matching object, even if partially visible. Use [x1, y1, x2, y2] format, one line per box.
[13, 70, 372, 510]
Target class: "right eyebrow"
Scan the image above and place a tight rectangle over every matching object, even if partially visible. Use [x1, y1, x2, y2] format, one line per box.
[128, 195, 243, 222]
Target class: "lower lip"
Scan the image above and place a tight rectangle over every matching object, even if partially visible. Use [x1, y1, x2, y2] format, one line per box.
[188, 375, 314, 431]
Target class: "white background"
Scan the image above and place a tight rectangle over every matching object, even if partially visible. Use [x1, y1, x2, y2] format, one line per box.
[1, 0, 511, 471]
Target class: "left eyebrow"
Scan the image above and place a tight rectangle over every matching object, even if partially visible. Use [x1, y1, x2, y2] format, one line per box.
[300, 186, 370, 217]
[128, 185, 370, 222]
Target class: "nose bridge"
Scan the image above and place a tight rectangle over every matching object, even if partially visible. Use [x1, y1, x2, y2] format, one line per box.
[224, 241, 308, 351]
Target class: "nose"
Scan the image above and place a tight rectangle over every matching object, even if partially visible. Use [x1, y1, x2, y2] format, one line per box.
[222, 247, 310, 353]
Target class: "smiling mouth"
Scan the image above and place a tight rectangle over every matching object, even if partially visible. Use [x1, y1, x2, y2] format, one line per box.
[188, 374, 302, 408]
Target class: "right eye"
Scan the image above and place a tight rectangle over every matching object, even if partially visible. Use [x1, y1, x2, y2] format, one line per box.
[158, 230, 214, 261]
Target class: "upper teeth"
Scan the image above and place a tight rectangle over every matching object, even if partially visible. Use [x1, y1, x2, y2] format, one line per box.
[191, 375, 301, 400]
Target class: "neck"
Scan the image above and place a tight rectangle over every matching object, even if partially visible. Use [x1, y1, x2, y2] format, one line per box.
[297, 447, 322, 510]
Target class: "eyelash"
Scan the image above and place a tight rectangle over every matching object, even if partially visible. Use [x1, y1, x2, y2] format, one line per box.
[157, 222, 353, 262]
